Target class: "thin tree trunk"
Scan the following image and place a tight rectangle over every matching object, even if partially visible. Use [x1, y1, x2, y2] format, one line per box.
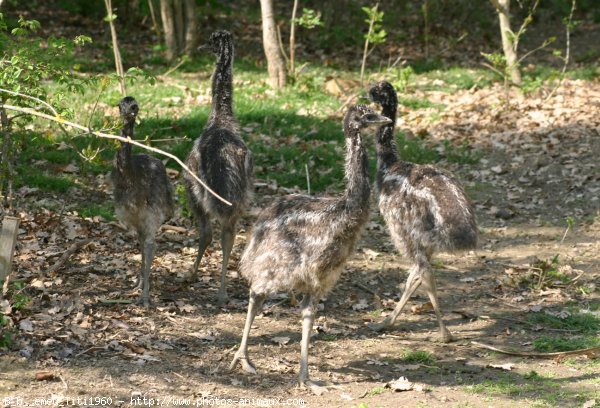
[147, 0, 161, 41]
[289, 0, 299, 77]
[104, 0, 126, 95]
[491, 0, 522, 85]
[183, 0, 198, 55]
[160, 0, 178, 61]
[174, 0, 185, 55]
[260, 0, 287, 89]
[0, 105, 11, 209]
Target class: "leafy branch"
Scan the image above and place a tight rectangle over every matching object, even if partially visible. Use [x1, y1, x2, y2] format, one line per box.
[360, 2, 387, 84]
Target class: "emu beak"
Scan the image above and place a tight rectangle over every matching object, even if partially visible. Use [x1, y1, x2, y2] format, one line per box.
[197, 43, 210, 51]
[371, 114, 393, 126]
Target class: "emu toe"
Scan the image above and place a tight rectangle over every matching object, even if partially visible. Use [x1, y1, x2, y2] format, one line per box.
[229, 352, 257, 374]
[438, 328, 454, 343]
[368, 317, 394, 332]
[299, 379, 337, 396]
[216, 288, 229, 305]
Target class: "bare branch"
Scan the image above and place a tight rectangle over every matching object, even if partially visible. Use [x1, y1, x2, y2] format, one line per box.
[0, 87, 59, 115]
[472, 341, 600, 358]
[0, 103, 232, 206]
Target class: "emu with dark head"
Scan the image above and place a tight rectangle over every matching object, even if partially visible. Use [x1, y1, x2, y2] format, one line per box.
[368, 81, 477, 342]
[229, 105, 391, 394]
[112, 96, 174, 307]
[184, 30, 253, 303]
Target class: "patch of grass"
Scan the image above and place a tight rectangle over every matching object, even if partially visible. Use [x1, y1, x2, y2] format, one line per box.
[443, 140, 482, 164]
[533, 335, 600, 353]
[399, 96, 446, 111]
[420, 67, 497, 92]
[396, 132, 440, 164]
[17, 168, 75, 193]
[527, 310, 600, 334]
[0, 325, 14, 348]
[469, 373, 599, 407]
[400, 349, 436, 365]
[367, 386, 386, 396]
[76, 203, 114, 221]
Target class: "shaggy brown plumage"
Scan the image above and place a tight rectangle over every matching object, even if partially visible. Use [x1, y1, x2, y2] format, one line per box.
[229, 105, 391, 393]
[184, 30, 253, 303]
[112, 96, 174, 307]
[368, 81, 477, 342]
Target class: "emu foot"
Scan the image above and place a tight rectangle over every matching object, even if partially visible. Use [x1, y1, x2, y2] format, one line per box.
[229, 352, 257, 374]
[368, 316, 394, 332]
[437, 327, 454, 343]
[299, 379, 338, 396]
[216, 289, 229, 306]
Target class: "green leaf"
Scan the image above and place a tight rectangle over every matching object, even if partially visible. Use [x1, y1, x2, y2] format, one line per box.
[74, 35, 92, 46]
[103, 13, 117, 23]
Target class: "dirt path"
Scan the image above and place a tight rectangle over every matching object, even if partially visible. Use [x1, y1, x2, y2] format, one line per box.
[1, 81, 599, 408]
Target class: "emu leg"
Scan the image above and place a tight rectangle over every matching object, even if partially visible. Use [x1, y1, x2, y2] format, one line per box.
[297, 294, 329, 395]
[422, 267, 453, 342]
[217, 220, 235, 304]
[369, 264, 422, 331]
[229, 291, 265, 374]
[191, 213, 212, 280]
[138, 238, 156, 307]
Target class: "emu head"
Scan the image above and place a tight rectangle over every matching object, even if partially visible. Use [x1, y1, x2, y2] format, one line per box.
[344, 105, 392, 137]
[118, 96, 139, 122]
[200, 30, 233, 56]
[368, 81, 398, 108]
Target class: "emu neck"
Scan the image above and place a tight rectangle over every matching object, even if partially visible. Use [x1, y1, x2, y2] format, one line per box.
[375, 102, 400, 173]
[116, 122, 134, 173]
[208, 45, 234, 125]
[343, 128, 370, 211]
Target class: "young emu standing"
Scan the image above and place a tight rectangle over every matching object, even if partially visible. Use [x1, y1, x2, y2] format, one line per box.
[112, 96, 174, 307]
[184, 30, 253, 303]
[229, 105, 391, 393]
[368, 81, 477, 342]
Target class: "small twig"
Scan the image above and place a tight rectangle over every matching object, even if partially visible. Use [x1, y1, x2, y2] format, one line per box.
[305, 163, 311, 195]
[354, 282, 379, 297]
[98, 298, 133, 304]
[162, 57, 188, 78]
[44, 238, 93, 275]
[75, 346, 107, 358]
[472, 341, 600, 358]
[0, 88, 59, 115]
[333, 92, 362, 115]
[275, 24, 290, 67]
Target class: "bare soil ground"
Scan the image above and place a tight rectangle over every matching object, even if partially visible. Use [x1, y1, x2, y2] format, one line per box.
[1, 79, 600, 408]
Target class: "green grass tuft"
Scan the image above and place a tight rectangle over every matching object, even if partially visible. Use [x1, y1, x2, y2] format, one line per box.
[400, 349, 436, 365]
[76, 203, 115, 221]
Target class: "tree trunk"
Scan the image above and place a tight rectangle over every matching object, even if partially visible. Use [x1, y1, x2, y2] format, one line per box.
[173, 0, 185, 54]
[259, 0, 287, 89]
[492, 0, 522, 85]
[183, 0, 198, 55]
[104, 0, 127, 96]
[289, 0, 299, 77]
[160, 0, 179, 61]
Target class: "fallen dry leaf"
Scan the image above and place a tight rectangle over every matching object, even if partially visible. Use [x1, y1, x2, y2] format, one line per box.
[35, 371, 57, 381]
[488, 363, 515, 371]
[271, 336, 291, 346]
[386, 376, 414, 392]
[411, 302, 433, 314]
